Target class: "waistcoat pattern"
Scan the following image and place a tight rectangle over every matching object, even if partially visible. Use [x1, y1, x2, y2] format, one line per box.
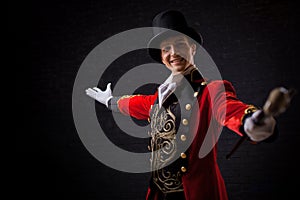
[149, 99, 184, 193]
[149, 69, 206, 194]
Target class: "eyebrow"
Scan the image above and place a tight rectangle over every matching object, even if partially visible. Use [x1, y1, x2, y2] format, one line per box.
[174, 38, 186, 43]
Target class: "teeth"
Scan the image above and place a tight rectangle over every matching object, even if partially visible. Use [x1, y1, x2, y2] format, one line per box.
[171, 58, 183, 63]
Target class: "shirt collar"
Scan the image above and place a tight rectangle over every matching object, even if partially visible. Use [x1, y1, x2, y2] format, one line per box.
[158, 65, 198, 108]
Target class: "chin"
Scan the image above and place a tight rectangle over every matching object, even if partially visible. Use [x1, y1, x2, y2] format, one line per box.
[173, 63, 188, 70]
[171, 67, 185, 74]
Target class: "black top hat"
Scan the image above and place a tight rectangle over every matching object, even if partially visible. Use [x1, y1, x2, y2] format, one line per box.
[148, 10, 203, 63]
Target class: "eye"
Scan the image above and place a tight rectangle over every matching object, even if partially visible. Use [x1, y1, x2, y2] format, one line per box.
[162, 45, 171, 52]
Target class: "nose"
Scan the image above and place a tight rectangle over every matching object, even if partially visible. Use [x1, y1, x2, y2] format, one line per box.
[169, 45, 179, 56]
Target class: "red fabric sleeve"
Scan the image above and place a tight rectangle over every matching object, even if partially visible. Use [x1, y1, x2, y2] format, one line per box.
[117, 92, 158, 120]
[205, 80, 254, 136]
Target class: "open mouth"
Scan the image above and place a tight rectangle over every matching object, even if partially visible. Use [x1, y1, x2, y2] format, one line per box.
[170, 57, 184, 64]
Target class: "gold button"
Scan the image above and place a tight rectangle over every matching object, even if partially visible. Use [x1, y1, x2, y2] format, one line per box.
[193, 92, 198, 97]
[180, 134, 186, 141]
[181, 166, 187, 173]
[185, 104, 191, 111]
[201, 81, 207, 86]
[180, 153, 187, 159]
[182, 119, 188, 125]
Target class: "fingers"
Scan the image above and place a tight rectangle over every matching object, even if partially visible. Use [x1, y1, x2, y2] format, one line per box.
[85, 87, 102, 96]
[249, 133, 271, 142]
[85, 88, 97, 98]
[85, 88, 94, 94]
[86, 85, 110, 93]
[93, 87, 101, 92]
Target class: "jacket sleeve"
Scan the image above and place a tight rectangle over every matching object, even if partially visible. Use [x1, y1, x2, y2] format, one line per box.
[205, 80, 258, 136]
[108, 92, 158, 120]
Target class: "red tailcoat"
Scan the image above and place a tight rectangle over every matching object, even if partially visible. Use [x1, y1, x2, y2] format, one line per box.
[115, 80, 255, 200]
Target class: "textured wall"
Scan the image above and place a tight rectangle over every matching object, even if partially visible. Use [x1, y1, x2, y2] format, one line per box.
[22, 0, 299, 199]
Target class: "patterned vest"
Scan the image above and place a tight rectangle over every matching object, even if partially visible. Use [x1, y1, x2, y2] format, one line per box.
[148, 69, 207, 193]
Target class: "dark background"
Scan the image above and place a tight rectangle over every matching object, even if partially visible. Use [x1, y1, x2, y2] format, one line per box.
[18, 0, 300, 199]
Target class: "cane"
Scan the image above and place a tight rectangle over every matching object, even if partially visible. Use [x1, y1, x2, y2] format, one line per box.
[226, 87, 297, 159]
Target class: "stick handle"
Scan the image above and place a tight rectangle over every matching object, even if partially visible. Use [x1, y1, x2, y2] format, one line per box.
[226, 87, 296, 159]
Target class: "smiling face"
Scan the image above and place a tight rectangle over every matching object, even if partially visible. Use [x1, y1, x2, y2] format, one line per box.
[160, 35, 196, 75]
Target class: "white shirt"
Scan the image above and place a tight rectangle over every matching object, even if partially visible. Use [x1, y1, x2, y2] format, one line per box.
[158, 65, 197, 108]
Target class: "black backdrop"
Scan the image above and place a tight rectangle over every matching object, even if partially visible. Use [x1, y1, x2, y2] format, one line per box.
[19, 0, 300, 199]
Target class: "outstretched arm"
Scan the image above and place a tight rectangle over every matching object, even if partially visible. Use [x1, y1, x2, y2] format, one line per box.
[85, 83, 158, 120]
[207, 80, 276, 142]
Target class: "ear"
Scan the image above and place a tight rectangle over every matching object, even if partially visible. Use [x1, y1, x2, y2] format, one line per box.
[191, 43, 196, 55]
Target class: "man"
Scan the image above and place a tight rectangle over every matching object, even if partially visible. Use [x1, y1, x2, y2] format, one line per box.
[85, 10, 276, 200]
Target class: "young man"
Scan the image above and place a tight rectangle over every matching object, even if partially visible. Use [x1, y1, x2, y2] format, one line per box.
[85, 10, 276, 200]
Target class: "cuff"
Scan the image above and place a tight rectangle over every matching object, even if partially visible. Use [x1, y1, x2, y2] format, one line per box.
[239, 105, 259, 144]
[107, 96, 121, 112]
[105, 96, 113, 107]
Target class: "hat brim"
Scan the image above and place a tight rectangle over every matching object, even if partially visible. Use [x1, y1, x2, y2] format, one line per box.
[147, 27, 203, 63]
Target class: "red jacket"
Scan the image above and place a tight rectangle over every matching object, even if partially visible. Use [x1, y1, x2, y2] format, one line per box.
[114, 80, 255, 200]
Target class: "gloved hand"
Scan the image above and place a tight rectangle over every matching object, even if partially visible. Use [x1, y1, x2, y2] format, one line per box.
[85, 83, 113, 107]
[244, 110, 276, 142]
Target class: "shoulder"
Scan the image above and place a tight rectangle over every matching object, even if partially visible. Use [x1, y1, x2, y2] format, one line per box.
[199, 80, 237, 100]
[206, 80, 236, 92]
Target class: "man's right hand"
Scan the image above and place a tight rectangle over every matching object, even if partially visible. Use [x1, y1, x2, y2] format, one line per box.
[85, 83, 113, 107]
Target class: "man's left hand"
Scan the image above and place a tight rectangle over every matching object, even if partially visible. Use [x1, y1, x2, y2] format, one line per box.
[244, 110, 276, 142]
